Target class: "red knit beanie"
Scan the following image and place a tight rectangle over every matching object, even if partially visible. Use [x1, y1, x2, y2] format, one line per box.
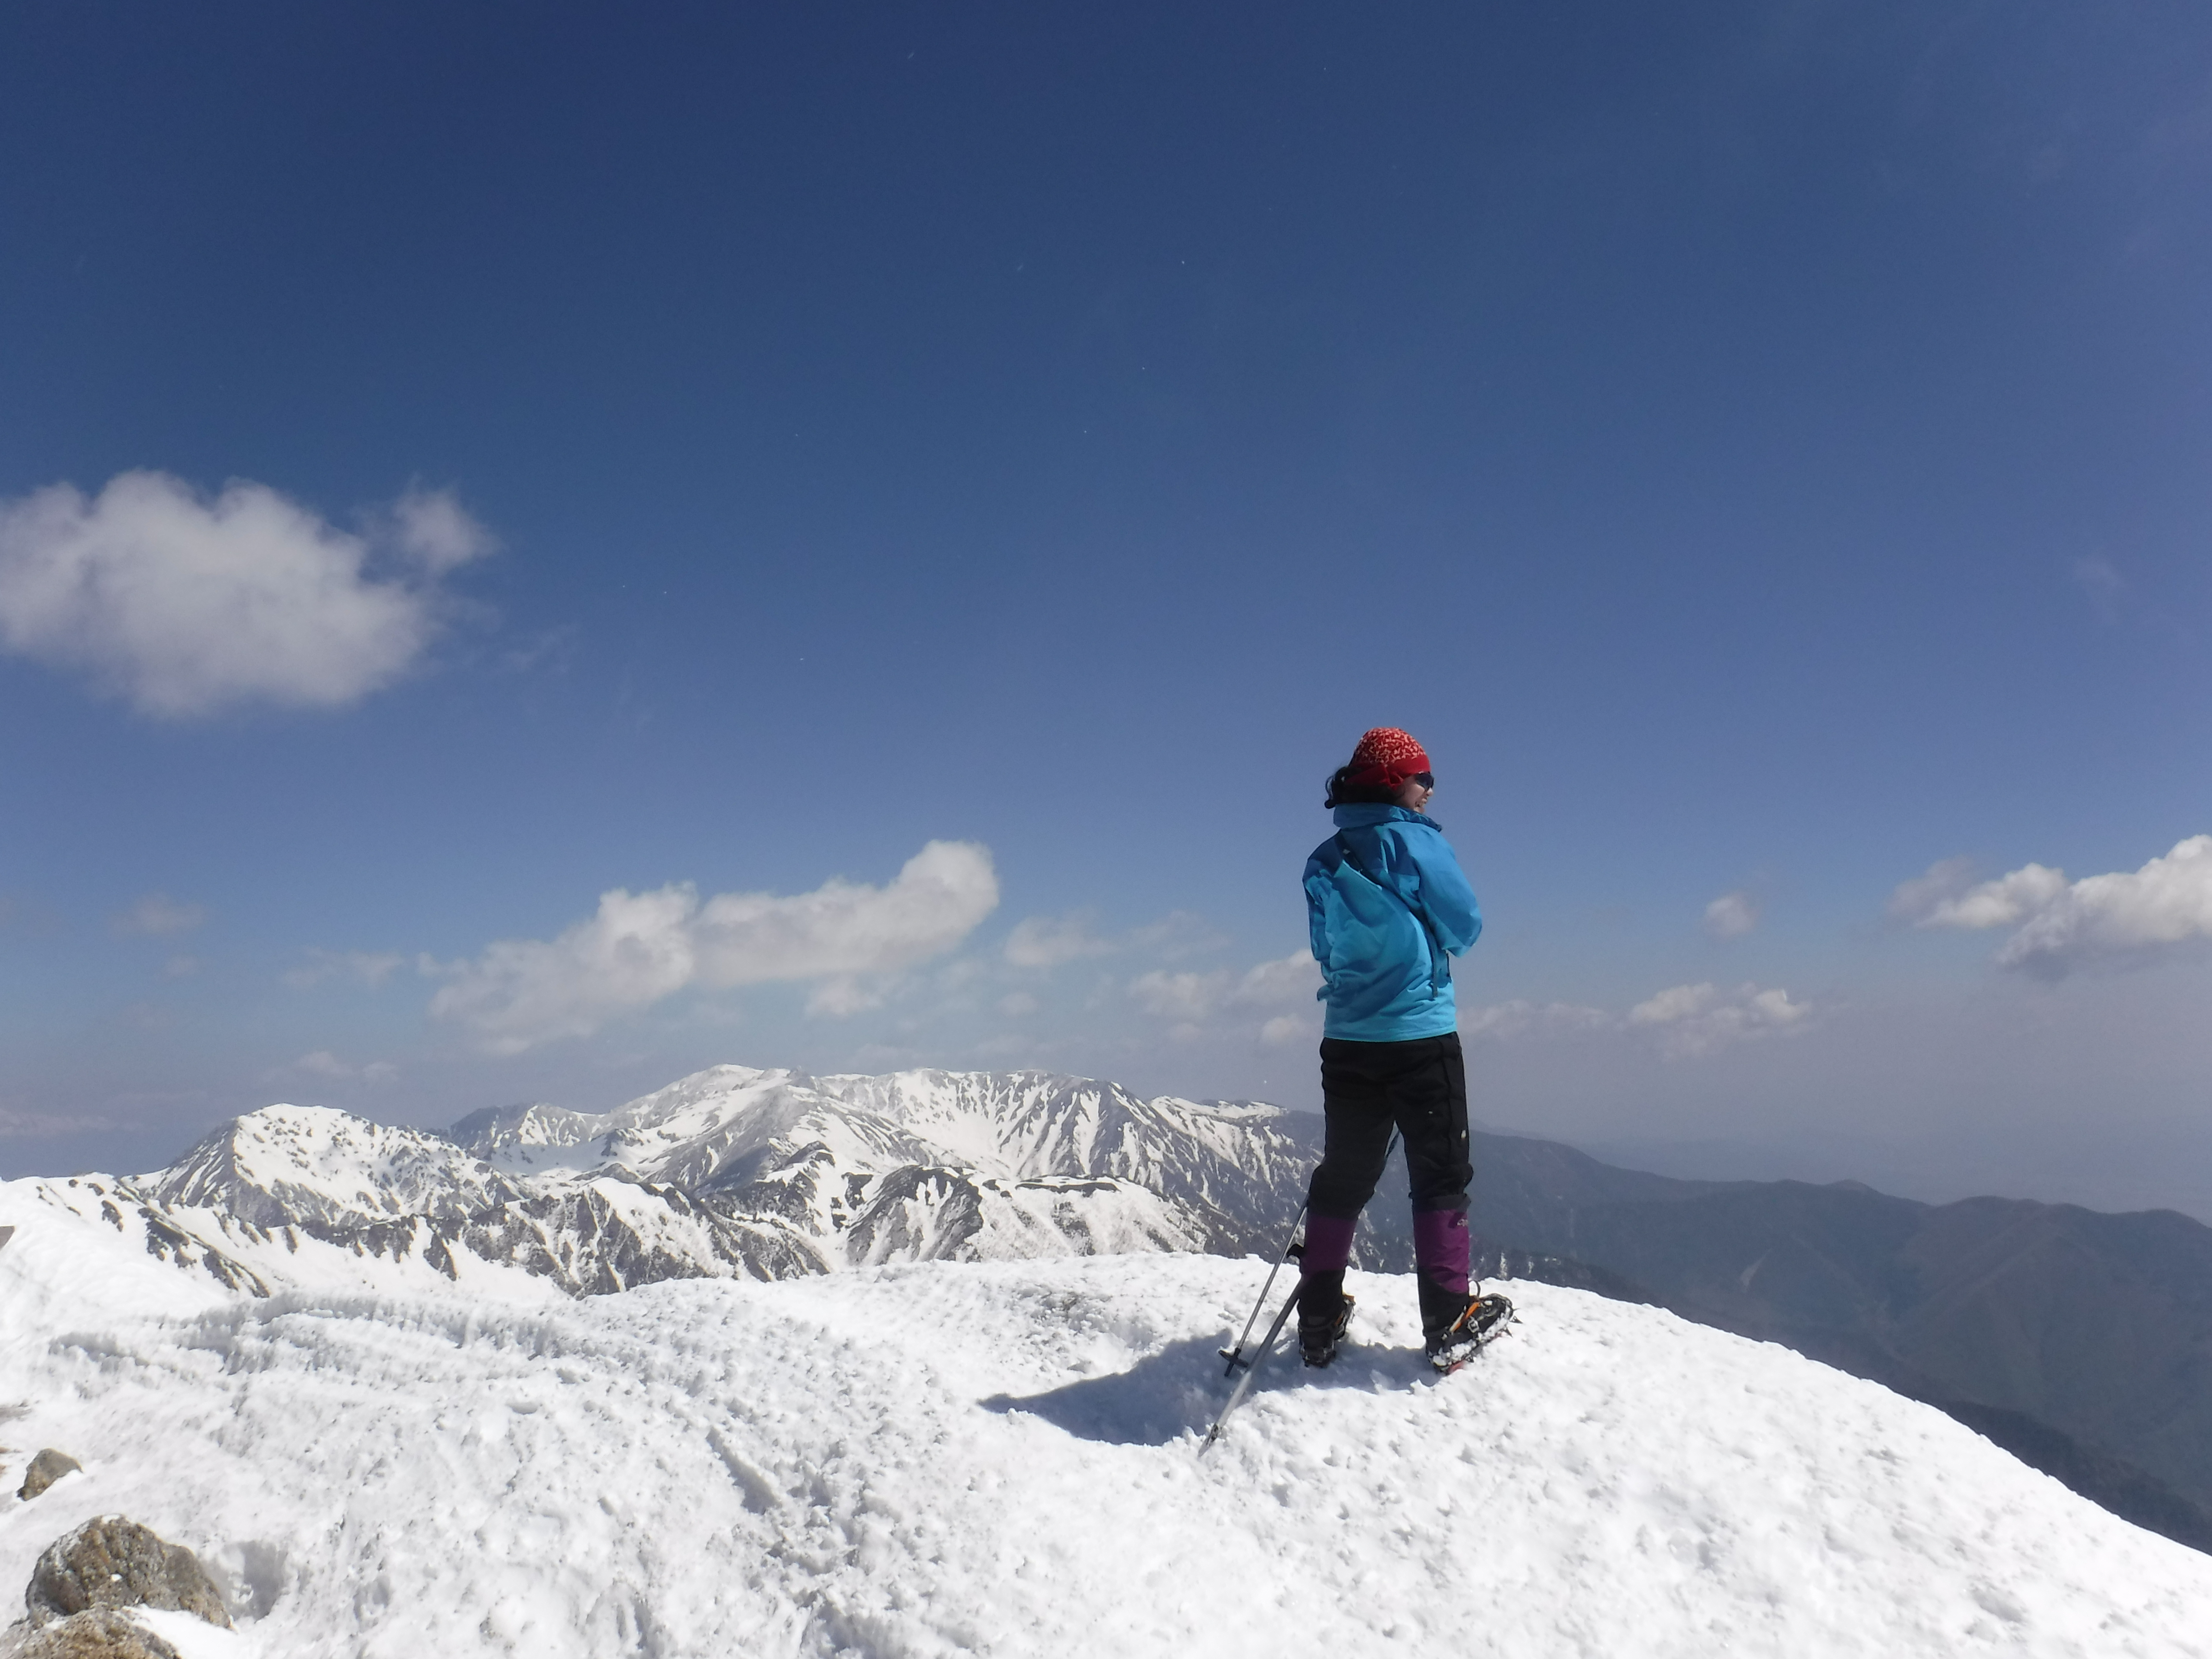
[1344, 727, 1432, 791]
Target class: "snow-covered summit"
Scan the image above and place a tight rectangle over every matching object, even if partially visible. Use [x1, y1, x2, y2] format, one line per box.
[153, 1103, 523, 1228]
[592, 1065, 948, 1193]
[443, 1100, 599, 1159]
[811, 1067, 1310, 1221]
[1, 1220, 2207, 1658]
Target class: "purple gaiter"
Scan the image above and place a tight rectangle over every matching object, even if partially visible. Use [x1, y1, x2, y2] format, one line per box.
[1301, 1213, 1357, 1277]
[1412, 1208, 1471, 1298]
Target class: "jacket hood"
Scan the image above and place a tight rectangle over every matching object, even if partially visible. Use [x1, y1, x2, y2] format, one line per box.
[1331, 804, 1442, 830]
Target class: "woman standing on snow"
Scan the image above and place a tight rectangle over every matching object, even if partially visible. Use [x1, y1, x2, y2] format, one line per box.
[1298, 726, 1505, 1373]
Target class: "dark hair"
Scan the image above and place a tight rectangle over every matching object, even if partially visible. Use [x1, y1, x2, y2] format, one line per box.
[1324, 765, 1399, 808]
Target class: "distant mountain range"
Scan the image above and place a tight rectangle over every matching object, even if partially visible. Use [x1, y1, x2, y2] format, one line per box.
[48, 1067, 1312, 1302]
[1455, 1130, 2212, 1553]
[21, 1062, 2211, 1552]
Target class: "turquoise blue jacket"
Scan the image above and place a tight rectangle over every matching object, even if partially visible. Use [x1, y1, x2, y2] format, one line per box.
[1304, 804, 1482, 1041]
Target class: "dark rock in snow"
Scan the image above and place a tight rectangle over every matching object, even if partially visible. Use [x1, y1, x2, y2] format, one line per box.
[16, 1452, 80, 1503]
[0, 1609, 183, 1658]
[25, 1516, 229, 1630]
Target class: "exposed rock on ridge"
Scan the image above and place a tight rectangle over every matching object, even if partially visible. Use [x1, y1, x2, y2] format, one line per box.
[25, 1517, 229, 1631]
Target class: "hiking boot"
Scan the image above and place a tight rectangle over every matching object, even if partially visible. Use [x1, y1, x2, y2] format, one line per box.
[1299, 1294, 1355, 1368]
[1425, 1292, 1514, 1373]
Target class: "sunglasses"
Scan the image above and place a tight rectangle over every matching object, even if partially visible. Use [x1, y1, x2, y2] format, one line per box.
[1411, 772, 1434, 789]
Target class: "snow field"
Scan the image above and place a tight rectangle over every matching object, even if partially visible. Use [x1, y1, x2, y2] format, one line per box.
[3, 1240, 2210, 1658]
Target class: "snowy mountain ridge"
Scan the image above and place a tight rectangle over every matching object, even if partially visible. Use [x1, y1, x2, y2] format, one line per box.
[459, 1063, 1310, 1211]
[11, 1065, 1315, 1304]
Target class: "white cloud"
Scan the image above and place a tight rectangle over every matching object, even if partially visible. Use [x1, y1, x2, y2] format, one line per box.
[1460, 999, 1615, 1041]
[111, 893, 208, 937]
[1123, 942, 1810, 1061]
[284, 949, 408, 989]
[1885, 856, 1979, 924]
[1136, 956, 1317, 1019]
[1003, 912, 1116, 968]
[1128, 968, 1230, 1022]
[1702, 890, 1761, 939]
[805, 976, 887, 1018]
[0, 472, 492, 717]
[1005, 909, 1227, 968]
[1629, 984, 1717, 1025]
[1896, 836, 2212, 975]
[1128, 951, 1321, 1043]
[389, 488, 495, 574]
[1460, 985, 1807, 1058]
[429, 840, 999, 1052]
[1126, 911, 1230, 961]
[1233, 952, 1322, 1007]
[1628, 981, 1811, 1058]
[1909, 864, 2069, 930]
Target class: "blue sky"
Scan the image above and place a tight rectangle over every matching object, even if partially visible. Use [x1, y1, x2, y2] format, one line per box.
[3, 3, 2210, 1214]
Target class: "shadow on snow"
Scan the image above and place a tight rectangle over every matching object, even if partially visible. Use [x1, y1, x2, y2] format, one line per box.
[978, 1333, 1437, 1446]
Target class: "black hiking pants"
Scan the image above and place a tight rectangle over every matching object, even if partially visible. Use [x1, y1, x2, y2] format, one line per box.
[1300, 1031, 1473, 1332]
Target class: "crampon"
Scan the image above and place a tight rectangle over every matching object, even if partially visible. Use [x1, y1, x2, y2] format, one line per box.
[1425, 1291, 1516, 1374]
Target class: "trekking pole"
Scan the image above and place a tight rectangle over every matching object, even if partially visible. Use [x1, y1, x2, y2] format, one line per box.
[1215, 1129, 1399, 1380]
[1202, 1132, 1407, 1456]
[1218, 1203, 1308, 1378]
[1200, 1285, 1301, 1455]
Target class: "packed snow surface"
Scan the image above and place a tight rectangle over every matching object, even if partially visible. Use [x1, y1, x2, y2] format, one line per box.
[3, 1190, 2209, 1658]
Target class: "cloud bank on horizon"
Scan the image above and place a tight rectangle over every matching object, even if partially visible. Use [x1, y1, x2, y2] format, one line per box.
[282, 820, 2206, 1096]
[0, 471, 492, 717]
[357, 825, 2212, 1074]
